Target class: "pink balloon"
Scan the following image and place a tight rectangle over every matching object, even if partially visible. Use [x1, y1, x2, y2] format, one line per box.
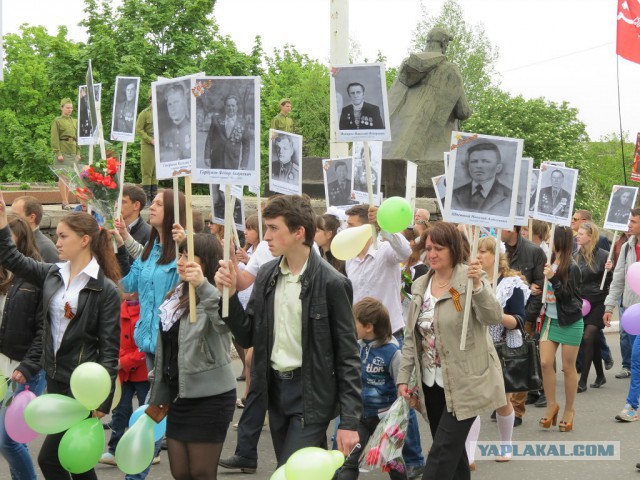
[626, 262, 640, 296]
[582, 299, 591, 317]
[621, 304, 640, 336]
[6, 387, 38, 443]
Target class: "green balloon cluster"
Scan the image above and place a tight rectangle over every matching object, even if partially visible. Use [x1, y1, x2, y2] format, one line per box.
[58, 418, 105, 474]
[377, 197, 413, 234]
[270, 447, 345, 480]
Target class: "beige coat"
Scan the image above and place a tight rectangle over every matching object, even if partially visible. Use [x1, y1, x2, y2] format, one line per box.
[397, 264, 506, 421]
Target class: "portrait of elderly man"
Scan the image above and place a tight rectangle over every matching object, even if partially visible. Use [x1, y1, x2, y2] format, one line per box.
[159, 82, 191, 162]
[451, 142, 512, 216]
[328, 160, 353, 206]
[205, 94, 251, 170]
[339, 82, 384, 131]
[114, 81, 137, 133]
[271, 134, 299, 185]
[538, 168, 572, 217]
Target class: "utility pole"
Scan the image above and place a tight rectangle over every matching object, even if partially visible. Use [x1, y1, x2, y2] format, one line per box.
[329, 0, 348, 159]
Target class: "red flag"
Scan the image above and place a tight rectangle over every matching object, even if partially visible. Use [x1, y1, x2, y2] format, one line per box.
[617, 0, 640, 63]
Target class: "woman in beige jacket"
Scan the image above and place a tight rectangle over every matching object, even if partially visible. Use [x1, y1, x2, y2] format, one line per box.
[397, 223, 506, 480]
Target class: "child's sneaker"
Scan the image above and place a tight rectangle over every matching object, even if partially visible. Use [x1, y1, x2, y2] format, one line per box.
[99, 452, 117, 466]
[615, 403, 638, 422]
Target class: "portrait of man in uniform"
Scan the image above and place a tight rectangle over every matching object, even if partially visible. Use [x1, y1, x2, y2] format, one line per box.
[451, 142, 512, 216]
[326, 159, 354, 207]
[271, 134, 299, 185]
[529, 169, 540, 214]
[157, 81, 191, 163]
[111, 77, 140, 141]
[538, 169, 572, 217]
[204, 94, 251, 170]
[210, 183, 244, 228]
[339, 82, 384, 131]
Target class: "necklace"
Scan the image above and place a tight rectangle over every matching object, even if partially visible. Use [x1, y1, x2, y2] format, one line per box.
[434, 277, 451, 288]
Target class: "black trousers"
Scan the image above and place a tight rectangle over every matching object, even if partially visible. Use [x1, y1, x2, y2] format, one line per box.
[38, 376, 98, 480]
[421, 383, 475, 480]
[335, 416, 408, 480]
[267, 369, 328, 466]
[234, 356, 267, 460]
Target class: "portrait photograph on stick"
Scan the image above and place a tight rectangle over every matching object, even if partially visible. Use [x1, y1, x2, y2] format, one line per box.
[444, 132, 523, 229]
[268, 129, 302, 195]
[111, 76, 140, 142]
[529, 167, 540, 215]
[352, 141, 382, 205]
[322, 157, 355, 209]
[210, 183, 245, 231]
[533, 162, 579, 227]
[603, 185, 639, 231]
[152, 76, 193, 179]
[192, 76, 260, 186]
[331, 63, 390, 142]
[514, 157, 533, 226]
[432, 174, 446, 214]
[77, 83, 101, 146]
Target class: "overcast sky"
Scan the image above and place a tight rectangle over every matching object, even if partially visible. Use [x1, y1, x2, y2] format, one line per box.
[3, 0, 640, 142]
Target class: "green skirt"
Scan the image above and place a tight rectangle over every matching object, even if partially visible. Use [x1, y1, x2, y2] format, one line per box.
[540, 315, 584, 346]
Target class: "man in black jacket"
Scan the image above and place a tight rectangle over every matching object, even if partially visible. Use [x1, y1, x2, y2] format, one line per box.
[215, 195, 361, 465]
[11, 196, 59, 263]
[502, 226, 546, 419]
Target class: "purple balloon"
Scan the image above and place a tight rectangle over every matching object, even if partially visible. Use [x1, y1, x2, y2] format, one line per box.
[6, 387, 38, 443]
[621, 303, 640, 336]
[626, 262, 640, 296]
[582, 299, 591, 317]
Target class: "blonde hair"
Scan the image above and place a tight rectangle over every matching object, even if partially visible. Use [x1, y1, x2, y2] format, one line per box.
[576, 222, 599, 270]
[477, 236, 527, 282]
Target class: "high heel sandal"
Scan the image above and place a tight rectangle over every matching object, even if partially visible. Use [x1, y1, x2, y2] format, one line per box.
[559, 411, 575, 432]
[539, 404, 560, 429]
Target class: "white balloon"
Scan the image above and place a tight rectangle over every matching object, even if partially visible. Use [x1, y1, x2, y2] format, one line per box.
[331, 224, 373, 260]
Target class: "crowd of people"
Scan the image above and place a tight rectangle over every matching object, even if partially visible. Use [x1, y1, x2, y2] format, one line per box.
[1, 186, 639, 480]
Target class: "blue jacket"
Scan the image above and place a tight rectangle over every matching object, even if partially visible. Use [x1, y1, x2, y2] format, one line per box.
[360, 336, 401, 418]
[121, 240, 179, 353]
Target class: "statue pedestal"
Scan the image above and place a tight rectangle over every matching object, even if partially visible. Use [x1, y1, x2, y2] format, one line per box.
[381, 158, 446, 198]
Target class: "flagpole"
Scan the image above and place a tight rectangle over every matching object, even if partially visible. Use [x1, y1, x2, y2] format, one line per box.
[616, 55, 628, 186]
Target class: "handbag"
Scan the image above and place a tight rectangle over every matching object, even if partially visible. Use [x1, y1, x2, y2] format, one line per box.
[494, 315, 543, 393]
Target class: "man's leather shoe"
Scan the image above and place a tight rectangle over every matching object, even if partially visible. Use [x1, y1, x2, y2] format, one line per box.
[219, 455, 257, 473]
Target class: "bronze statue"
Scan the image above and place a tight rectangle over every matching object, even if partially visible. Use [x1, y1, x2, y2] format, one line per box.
[383, 27, 471, 195]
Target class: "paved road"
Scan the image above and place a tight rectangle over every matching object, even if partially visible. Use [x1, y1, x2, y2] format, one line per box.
[1, 333, 637, 479]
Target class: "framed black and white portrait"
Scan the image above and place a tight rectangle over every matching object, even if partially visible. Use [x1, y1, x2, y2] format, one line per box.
[323, 157, 355, 209]
[191, 76, 260, 186]
[533, 162, 579, 227]
[444, 132, 523, 229]
[268, 129, 302, 195]
[77, 83, 102, 146]
[528, 168, 540, 216]
[152, 77, 193, 179]
[352, 141, 382, 205]
[331, 63, 390, 142]
[432, 174, 447, 214]
[111, 76, 140, 142]
[514, 157, 533, 226]
[210, 183, 245, 231]
[603, 185, 639, 231]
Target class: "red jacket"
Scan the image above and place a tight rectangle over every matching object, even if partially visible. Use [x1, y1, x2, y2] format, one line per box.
[119, 301, 148, 383]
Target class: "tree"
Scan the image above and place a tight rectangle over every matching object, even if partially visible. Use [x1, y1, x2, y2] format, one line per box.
[411, 0, 499, 106]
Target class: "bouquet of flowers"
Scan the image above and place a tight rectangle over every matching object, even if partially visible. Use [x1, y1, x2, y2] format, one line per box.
[359, 396, 410, 475]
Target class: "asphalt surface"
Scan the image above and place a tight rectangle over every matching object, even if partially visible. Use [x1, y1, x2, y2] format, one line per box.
[1, 333, 638, 479]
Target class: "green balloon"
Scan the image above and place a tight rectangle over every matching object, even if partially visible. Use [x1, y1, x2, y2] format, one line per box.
[24, 394, 90, 434]
[270, 465, 287, 480]
[70, 362, 112, 410]
[377, 197, 413, 234]
[329, 450, 345, 470]
[58, 418, 104, 474]
[285, 447, 336, 480]
[115, 414, 155, 474]
[0, 379, 8, 400]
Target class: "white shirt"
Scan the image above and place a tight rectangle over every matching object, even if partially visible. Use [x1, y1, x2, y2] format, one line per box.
[244, 241, 276, 278]
[471, 179, 496, 197]
[49, 258, 100, 354]
[346, 231, 411, 333]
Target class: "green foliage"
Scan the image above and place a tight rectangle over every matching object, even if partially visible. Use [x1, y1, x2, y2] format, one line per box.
[411, 0, 499, 106]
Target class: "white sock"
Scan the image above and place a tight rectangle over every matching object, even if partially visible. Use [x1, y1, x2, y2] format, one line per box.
[465, 416, 481, 464]
[496, 411, 515, 457]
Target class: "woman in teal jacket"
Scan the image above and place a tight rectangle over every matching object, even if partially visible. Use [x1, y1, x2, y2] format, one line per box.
[121, 189, 186, 355]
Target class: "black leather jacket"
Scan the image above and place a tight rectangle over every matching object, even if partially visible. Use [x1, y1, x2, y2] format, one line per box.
[0, 226, 120, 413]
[575, 247, 611, 304]
[550, 261, 583, 326]
[225, 249, 362, 430]
[506, 236, 546, 324]
[0, 277, 44, 380]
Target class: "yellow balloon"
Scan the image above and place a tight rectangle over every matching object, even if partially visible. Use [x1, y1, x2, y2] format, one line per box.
[110, 377, 122, 411]
[0, 378, 8, 401]
[330, 225, 373, 260]
[329, 450, 345, 470]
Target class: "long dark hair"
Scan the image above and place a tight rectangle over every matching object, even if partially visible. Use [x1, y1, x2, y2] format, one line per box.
[61, 213, 121, 283]
[551, 226, 574, 285]
[0, 215, 43, 294]
[141, 189, 187, 265]
[169, 233, 223, 315]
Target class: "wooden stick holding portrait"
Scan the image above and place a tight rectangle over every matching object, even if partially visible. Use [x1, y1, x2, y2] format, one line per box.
[257, 190, 263, 241]
[600, 231, 618, 290]
[173, 177, 180, 260]
[492, 229, 501, 293]
[460, 225, 480, 350]
[222, 184, 233, 317]
[115, 142, 128, 220]
[184, 176, 197, 323]
[363, 141, 378, 249]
